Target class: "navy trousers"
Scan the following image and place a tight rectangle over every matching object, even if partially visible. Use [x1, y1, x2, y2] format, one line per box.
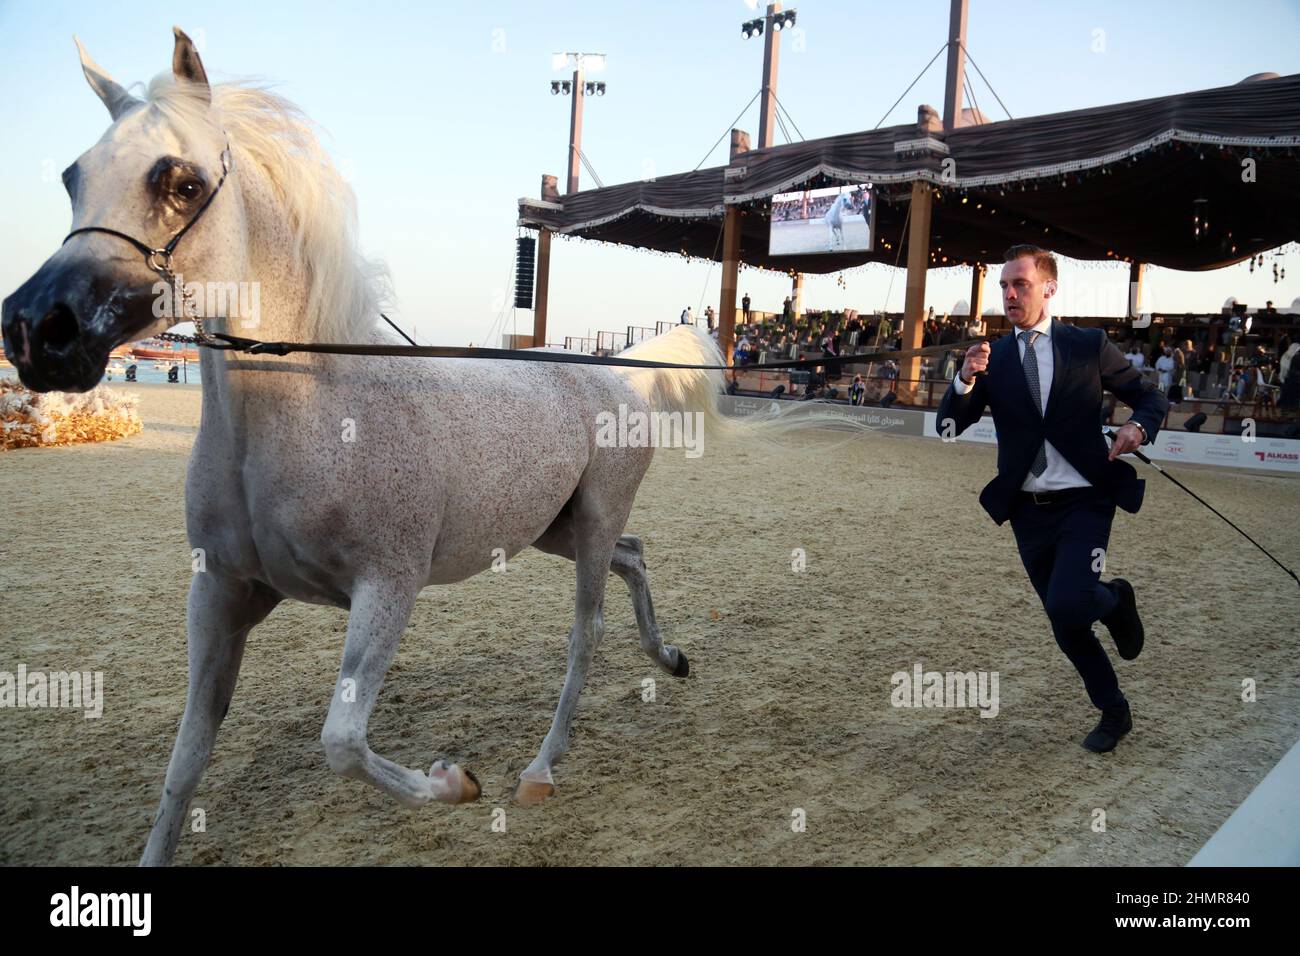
[1009, 487, 1125, 711]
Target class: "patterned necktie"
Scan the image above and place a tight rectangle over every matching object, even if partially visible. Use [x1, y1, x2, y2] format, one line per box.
[1020, 330, 1048, 477]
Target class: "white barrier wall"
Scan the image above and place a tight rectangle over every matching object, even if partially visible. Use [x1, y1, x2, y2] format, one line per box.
[717, 396, 1300, 476]
[917, 412, 1300, 475]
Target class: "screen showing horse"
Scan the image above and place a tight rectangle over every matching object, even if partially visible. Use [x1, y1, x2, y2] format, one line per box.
[769, 184, 874, 256]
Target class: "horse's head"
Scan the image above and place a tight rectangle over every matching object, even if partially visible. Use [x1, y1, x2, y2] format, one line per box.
[2, 28, 247, 392]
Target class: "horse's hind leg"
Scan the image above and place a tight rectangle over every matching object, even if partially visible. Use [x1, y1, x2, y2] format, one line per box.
[611, 535, 688, 678]
[534, 521, 687, 679]
[140, 574, 279, 866]
[319, 579, 479, 807]
[516, 491, 622, 806]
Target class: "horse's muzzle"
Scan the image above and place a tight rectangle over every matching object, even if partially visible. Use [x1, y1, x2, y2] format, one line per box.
[2, 258, 156, 393]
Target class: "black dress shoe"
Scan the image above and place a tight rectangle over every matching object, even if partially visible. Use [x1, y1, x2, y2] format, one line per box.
[1100, 578, 1144, 661]
[1082, 705, 1133, 753]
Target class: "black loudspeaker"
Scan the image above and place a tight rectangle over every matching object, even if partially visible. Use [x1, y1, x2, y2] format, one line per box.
[769, 385, 786, 399]
[880, 391, 897, 409]
[513, 236, 536, 310]
[1184, 412, 1208, 432]
[167, 366, 179, 383]
[125, 364, 137, 382]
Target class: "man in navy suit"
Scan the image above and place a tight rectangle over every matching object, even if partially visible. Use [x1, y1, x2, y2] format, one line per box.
[936, 245, 1169, 753]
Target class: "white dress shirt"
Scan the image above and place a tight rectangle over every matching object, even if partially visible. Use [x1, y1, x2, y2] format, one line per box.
[952, 313, 1092, 492]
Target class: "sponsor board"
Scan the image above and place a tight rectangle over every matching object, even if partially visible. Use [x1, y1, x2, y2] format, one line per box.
[1143, 432, 1300, 474]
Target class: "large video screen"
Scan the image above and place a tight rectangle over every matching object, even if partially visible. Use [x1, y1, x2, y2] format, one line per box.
[769, 184, 874, 256]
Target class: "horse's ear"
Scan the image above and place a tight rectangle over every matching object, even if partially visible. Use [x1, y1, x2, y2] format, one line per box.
[74, 36, 139, 120]
[171, 26, 210, 104]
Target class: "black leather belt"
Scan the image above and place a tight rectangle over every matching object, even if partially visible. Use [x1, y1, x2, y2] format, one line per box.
[1016, 486, 1094, 506]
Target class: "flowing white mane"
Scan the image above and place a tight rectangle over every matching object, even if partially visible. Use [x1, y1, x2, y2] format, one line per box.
[144, 75, 387, 341]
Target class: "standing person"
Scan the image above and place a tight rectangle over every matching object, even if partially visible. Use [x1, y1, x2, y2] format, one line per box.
[680, 306, 692, 325]
[782, 296, 794, 324]
[1155, 347, 1175, 393]
[849, 374, 866, 406]
[936, 245, 1168, 753]
[705, 305, 715, 332]
[742, 293, 752, 324]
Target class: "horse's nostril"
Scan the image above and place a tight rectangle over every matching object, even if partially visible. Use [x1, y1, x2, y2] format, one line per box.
[37, 303, 80, 350]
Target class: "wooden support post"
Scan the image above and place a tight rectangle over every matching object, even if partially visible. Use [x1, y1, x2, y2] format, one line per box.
[792, 272, 804, 319]
[532, 174, 560, 348]
[719, 205, 743, 367]
[969, 262, 985, 326]
[899, 181, 934, 400]
[533, 230, 552, 348]
[718, 129, 751, 369]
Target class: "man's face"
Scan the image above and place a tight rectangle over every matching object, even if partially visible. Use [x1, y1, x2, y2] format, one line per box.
[999, 256, 1055, 330]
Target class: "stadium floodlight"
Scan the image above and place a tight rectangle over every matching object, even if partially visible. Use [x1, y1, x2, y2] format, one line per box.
[742, 18, 764, 39]
[551, 81, 561, 95]
[554, 52, 606, 73]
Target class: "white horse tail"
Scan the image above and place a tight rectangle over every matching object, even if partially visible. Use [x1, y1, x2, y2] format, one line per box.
[613, 325, 884, 452]
[614, 325, 730, 433]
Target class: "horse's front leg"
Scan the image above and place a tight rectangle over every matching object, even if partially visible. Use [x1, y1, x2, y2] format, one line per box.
[320, 578, 480, 807]
[140, 573, 280, 866]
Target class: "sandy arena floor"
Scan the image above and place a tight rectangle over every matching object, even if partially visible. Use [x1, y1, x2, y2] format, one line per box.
[1, 382, 1297, 865]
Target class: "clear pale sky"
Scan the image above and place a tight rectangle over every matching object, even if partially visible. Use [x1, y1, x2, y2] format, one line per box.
[1, 0, 1297, 346]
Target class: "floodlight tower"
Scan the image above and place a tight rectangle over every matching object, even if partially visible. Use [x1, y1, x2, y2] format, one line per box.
[741, 4, 797, 149]
[550, 52, 607, 194]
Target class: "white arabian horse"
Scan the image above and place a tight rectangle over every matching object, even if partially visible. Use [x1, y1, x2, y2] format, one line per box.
[824, 191, 852, 251]
[2, 29, 749, 865]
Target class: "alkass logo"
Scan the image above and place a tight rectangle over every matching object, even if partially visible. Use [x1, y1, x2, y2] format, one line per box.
[1253, 450, 1299, 464]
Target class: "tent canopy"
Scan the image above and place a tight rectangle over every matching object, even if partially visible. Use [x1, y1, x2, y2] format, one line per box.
[519, 73, 1300, 274]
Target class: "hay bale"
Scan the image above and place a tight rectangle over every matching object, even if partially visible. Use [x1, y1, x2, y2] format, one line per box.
[0, 379, 142, 450]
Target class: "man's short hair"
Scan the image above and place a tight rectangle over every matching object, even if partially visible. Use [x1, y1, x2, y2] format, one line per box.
[1003, 244, 1058, 281]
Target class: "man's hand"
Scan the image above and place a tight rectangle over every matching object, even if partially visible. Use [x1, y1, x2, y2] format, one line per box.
[1108, 422, 1145, 460]
[959, 341, 990, 384]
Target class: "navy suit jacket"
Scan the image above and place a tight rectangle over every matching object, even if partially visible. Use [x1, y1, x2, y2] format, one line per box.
[934, 320, 1170, 525]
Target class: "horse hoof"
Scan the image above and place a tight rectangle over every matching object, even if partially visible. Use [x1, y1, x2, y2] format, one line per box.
[514, 773, 555, 807]
[673, 649, 690, 678]
[430, 760, 481, 804]
[457, 767, 482, 804]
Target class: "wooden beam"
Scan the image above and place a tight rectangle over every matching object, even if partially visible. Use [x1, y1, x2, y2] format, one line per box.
[899, 181, 934, 398]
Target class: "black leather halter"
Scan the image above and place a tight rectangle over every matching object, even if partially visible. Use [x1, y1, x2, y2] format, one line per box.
[61, 144, 233, 340]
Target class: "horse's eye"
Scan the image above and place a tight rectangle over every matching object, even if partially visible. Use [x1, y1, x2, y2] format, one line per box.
[177, 179, 204, 201]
